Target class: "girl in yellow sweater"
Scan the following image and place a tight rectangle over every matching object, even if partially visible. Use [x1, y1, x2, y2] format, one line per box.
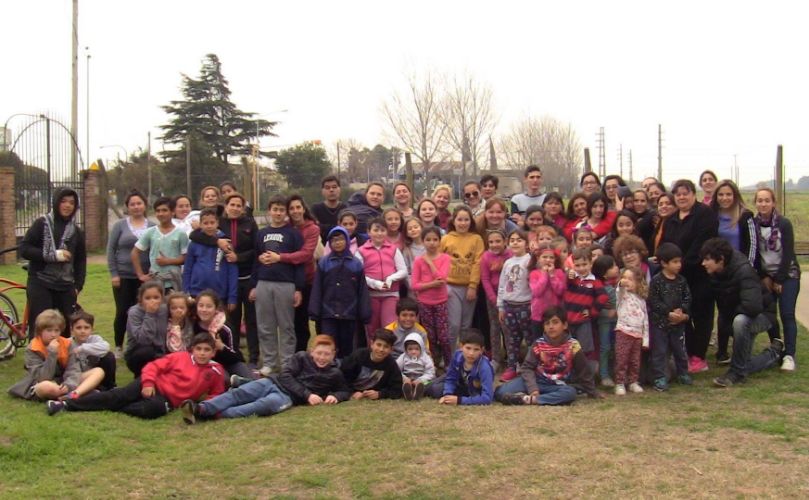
[440, 206, 485, 351]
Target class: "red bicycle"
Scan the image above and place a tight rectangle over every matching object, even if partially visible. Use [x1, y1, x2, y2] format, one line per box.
[0, 246, 28, 360]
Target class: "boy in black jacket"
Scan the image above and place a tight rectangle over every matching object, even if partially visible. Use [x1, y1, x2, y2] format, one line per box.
[700, 238, 782, 387]
[341, 329, 402, 400]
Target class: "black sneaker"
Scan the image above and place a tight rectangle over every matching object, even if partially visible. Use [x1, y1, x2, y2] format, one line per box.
[180, 399, 197, 425]
[413, 383, 425, 401]
[230, 374, 252, 388]
[713, 372, 744, 388]
[402, 382, 414, 401]
[770, 338, 785, 355]
[46, 400, 66, 416]
[501, 392, 529, 405]
[716, 352, 731, 365]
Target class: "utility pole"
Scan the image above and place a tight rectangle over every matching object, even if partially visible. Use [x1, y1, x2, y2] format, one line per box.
[629, 150, 633, 182]
[775, 145, 785, 214]
[336, 141, 341, 178]
[147, 132, 152, 203]
[186, 135, 192, 197]
[657, 124, 663, 182]
[618, 144, 623, 178]
[597, 127, 606, 177]
[584, 148, 592, 173]
[71, 0, 79, 175]
[85, 47, 90, 168]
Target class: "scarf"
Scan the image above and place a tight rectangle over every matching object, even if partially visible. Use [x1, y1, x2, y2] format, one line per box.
[43, 212, 76, 262]
[30, 336, 71, 369]
[755, 210, 781, 252]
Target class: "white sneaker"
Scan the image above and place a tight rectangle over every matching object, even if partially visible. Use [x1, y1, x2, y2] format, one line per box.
[601, 377, 615, 388]
[614, 384, 626, 396]
[628, 382, 644, 393]
[781, 355, 796, 372]
[259, 366, 273, 377]
[114, 347, 123, 360]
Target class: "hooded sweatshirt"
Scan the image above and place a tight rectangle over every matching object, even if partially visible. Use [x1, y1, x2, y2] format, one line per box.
[346, 191, 383, 235]
[20, 187, 87, 291]
[395, 332, 436, 383]
[385, 320, 430, 358]
[188, 214, 258, 278]
[309, 226, 371, 323]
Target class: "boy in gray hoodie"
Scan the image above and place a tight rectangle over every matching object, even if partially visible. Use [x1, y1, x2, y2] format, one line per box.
[396, 332, 435, 400]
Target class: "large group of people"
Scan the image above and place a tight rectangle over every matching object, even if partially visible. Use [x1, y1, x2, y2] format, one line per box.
[9, 165, 801, 421]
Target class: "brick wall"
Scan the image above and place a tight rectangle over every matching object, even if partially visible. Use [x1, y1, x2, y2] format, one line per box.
[82, 169, 107, 252]
[0, 167, 15, 264]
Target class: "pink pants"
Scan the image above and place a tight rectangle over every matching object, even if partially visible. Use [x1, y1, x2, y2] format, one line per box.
[365, 295, 398, 345]
[615, 330, 642, 385]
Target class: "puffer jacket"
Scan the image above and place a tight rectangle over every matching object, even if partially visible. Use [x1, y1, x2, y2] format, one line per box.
[309, 227, 371, 323]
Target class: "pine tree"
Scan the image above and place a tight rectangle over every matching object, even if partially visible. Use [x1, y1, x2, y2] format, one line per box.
[159, 54, 276, 201]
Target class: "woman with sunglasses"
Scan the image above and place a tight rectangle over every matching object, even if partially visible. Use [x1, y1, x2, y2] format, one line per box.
[463, 181, 485, 218]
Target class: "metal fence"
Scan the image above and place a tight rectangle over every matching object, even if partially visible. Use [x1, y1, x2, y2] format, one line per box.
[3, 113, 84, 236]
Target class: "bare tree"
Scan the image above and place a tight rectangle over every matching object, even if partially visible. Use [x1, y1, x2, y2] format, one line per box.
[328, 138, 364, 180]
[440, 72, 497, 178]
[382, 70, 448, 176]
[499, 115, 583, 195]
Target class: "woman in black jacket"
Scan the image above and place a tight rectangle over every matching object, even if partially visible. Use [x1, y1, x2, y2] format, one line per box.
[661, 179, 718, 373]
[19, 187, 86, 338]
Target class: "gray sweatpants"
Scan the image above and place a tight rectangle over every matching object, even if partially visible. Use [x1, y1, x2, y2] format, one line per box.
[447, 284, 477, 350]
[255, 281, 296, 372]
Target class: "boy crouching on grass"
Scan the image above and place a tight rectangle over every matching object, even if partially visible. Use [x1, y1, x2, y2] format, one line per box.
[396, 332, 436, 400]
[495, 306, 601, 406]
[9, 310, 106, 401]
[69, 310, 117, 391]
[46, 333, 225, 418]
[340, 328, 403, 400]
[426, 329, 494, 405]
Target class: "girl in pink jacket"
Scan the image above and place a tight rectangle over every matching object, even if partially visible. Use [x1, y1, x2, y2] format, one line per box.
[528, 243, 566, 345]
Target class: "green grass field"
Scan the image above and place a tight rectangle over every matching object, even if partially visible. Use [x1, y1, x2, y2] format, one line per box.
[1, 259, 808, 498]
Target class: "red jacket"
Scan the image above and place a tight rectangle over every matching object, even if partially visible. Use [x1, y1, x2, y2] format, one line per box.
[140, 352, 226, 408]
[279, 219, 320, 285]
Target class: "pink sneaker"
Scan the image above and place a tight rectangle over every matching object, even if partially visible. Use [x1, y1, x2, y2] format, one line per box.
[688, 356, 709, 374]
[500, 367, 518, 382]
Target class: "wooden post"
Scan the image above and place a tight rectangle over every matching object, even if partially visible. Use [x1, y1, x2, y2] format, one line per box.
[405, 152, 414, 195]
[584, 148, 592, 173]
[775, 145, 785, 214]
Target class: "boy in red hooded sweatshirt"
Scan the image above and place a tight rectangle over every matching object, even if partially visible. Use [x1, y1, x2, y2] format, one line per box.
[46, 333, 225, 418]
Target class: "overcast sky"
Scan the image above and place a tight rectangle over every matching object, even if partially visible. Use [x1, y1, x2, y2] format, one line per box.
[4, 0, 808, 187]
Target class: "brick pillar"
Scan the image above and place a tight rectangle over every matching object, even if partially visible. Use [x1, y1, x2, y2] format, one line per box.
[82, 168, 107, 252]
[0, 167, 16, 264]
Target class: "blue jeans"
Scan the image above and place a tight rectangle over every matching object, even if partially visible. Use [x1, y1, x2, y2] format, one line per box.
[200, 378, 293, 418]
[495, 377, 577, 406]
[767, 277, 800, 357]
[597, 318, 616, 380]
[726, 313, 779, 378]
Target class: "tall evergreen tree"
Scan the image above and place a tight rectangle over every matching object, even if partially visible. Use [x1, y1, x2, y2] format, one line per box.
[160, 53, 276, 165]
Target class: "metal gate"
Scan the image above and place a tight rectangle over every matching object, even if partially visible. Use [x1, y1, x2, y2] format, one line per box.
[2, 113, 85, 237]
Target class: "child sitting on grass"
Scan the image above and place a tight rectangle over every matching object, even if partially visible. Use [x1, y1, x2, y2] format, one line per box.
[181, 335, 350, 422]
[426, 329, 494, 405]
[9, 309, 105, 401]
[384, 297, 430, 358]
[396, 332, 436, 400]
[124, 281, 168, 377]
[68, 310, 116, 391]
[47, 333, 225, 418]
[340, 329, 402, 400]
[496, 306, 600, 406]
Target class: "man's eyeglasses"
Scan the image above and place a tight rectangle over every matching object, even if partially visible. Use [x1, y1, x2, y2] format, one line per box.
[464, 191, 480, 199]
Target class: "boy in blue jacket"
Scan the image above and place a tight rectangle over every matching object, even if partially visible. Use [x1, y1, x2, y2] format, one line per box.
[182, 208, 238, 309]
[249, 196, 304, 377]
[426, 329, 494, 405]
[309, 226, 371, 358]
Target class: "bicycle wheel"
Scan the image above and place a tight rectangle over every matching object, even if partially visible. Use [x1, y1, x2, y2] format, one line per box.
[0, 292, 20, 357]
